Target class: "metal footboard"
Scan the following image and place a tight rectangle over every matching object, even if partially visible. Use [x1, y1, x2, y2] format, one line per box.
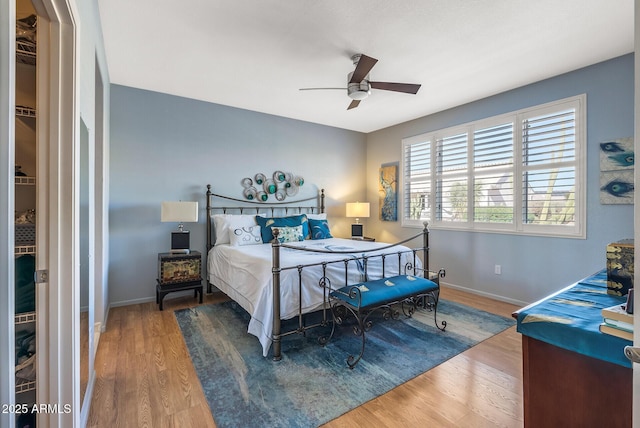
[270, 222, 436, 361]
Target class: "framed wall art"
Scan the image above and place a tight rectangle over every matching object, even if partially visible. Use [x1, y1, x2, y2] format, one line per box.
[600, 137, 634, 204]
[379, 162, 398, 221]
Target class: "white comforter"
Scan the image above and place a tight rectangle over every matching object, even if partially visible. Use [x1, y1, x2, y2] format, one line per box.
[207, 238, 421, 356]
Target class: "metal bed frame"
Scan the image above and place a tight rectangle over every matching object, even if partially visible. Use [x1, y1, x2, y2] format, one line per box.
[205, 184, 440, 361]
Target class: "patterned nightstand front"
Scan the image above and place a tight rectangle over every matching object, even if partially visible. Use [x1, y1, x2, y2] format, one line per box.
[156, 251, 203, 310]
[158, 251, 202, 284]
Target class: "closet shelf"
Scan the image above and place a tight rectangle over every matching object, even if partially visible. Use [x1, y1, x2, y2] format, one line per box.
[16, 40, 36, 65]
[15, 245, 36, 255]
[16, 106, 36, 118]
[16, 379, 36, 394]
[15, 311, 36, 325]
[15, 176, 36, 185]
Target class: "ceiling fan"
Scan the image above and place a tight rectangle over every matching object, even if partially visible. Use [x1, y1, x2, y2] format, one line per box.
[300, 54, 421, 110]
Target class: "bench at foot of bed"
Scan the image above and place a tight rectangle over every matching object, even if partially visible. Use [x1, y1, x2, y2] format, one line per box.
[321, 273, 447, 369]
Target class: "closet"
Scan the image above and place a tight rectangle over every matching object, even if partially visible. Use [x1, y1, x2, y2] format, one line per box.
[15, 1, 37, 426]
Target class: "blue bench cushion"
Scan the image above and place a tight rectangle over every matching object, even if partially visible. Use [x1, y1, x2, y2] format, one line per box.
[331, 275, 438, 309]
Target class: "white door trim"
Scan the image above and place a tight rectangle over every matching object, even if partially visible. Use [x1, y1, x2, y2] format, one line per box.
[0, 0, 17, 426]
[633, 0, 639, 426]
[30, 0, 79, 426]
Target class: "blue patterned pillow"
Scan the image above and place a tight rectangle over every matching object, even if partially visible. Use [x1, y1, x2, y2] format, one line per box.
[255, 214, 309, 243]
[276, 225, 305, 243]
[309, 218, 333, 240]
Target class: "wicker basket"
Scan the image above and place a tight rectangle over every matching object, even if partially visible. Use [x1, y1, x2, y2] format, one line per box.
[15, 224, 35, 245]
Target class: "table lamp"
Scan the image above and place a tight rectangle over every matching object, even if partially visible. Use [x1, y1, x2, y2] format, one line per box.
[346, 201, 370, 239]
[161, 201, 198, 253]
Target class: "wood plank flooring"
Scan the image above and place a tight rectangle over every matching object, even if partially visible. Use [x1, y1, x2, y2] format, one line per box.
[87, 288, 523, 427]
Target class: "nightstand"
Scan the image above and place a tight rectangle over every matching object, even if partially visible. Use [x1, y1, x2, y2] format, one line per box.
[156, 251, 203, 310]
[351, 236, 375, 242]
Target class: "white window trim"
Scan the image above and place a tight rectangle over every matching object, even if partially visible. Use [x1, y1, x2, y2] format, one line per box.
[401, 94, 586, 239]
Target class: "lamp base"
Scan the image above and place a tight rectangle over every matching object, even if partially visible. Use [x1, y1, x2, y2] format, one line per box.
[171, 230, 190, 253]
[170, 248, 190, 254]
[351, 224, 363, 239]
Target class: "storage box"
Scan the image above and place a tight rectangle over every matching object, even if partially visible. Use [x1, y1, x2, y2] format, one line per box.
[157, 252, 201, 285]
[606, 239, 634, 296]
[15, 224, 35, 246]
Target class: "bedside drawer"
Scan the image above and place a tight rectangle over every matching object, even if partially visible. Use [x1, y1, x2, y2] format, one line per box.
[158, 251, 201, 285]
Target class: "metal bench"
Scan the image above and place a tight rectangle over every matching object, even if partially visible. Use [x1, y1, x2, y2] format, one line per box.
[322, 272, 447, 368]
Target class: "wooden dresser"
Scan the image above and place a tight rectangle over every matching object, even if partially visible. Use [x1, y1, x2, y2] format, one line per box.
[513, 270, 632, 428]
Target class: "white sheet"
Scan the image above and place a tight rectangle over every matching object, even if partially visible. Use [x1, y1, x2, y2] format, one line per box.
[208, 238, 422, 356]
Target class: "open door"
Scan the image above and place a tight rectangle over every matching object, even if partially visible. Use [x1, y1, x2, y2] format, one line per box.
[631, 0, 640, 425]
[15, 0, 78, 426]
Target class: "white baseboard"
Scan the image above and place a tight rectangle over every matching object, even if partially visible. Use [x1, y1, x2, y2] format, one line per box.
[101, 308, 109, 332]
[109, 289, 199, 309]
[80, 369, 96, 428]
[93, 322, 101, 354]
[109, 295, 157, 308]
[441, 280, 530, 307]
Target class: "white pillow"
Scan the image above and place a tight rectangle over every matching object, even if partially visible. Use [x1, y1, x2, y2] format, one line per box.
[229, 225, 263, 246]
[306, 213, 327, 220]
[213, 214, 258, 245]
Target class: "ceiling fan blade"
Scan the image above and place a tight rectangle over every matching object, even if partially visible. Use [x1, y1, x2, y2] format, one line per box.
[370, 81, 421, 94]
[299, 87, 346, 91]
[349, 54, 378, 84]
[347, 100, 360, 110]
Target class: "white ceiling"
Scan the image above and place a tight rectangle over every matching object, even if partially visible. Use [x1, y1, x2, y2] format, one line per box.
[97, 0, 633, 133]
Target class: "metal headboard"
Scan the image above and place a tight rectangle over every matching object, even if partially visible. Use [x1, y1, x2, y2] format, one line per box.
[205, 184, 325, 252]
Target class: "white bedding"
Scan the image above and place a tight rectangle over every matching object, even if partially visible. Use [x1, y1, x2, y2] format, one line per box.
[207, 237, 421, 356]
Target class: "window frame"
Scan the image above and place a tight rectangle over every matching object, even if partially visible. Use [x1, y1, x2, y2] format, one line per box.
[401, 94, 586, 238]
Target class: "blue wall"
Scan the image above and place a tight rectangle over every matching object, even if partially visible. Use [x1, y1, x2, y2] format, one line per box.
[109, 86, 366, 305]
[109, 54, 634, 307]
[366, 54, 634, 305]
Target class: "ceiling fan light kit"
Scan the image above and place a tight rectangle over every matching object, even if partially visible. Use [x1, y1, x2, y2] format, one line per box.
[300, 53, 421, 110]
[347, 75, 370, 100]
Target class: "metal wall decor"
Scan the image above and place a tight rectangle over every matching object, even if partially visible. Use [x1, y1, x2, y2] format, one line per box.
[241, 171, 304, 202]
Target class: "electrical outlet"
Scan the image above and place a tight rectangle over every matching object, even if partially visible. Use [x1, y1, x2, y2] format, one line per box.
[494, 264, 502, 275]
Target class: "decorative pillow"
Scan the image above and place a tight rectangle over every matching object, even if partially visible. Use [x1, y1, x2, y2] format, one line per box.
[229, 225, 263, 246]
[255, 214, 309, 243]
[213, 214, 258, 245]
[306, 213, 327, 221]
[276, 225, 305, 243]
[309, 218, 333, 239]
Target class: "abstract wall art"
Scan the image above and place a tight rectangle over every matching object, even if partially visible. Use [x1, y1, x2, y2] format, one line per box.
[379, 162, 398, 221]
[600, 137, 634, 204]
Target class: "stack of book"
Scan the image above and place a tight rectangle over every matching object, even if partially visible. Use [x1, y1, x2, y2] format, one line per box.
[600, 303, 633, 341]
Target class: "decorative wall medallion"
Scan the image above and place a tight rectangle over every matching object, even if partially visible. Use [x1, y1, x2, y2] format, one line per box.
[241, 171, 304, 201]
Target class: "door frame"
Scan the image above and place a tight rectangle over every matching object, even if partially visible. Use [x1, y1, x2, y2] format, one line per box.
[31, 0, 79, 426]
[634, 1, 639, 426]
[0, 0, 17, 423]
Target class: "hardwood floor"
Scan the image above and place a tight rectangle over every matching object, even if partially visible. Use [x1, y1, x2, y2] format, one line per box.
[87, 288, 523, 427]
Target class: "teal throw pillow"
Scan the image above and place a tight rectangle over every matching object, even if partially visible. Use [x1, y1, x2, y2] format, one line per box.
[255, 214, 309, 243]
[309, 218, 333, 239]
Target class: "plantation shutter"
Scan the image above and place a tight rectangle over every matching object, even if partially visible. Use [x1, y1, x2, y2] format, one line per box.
[473, 123, 514, 223]
[403, 140, 431, 221]
[401, 95, 584, 237]
[436, 133, 468, 222]
[521, 109, 577, 226]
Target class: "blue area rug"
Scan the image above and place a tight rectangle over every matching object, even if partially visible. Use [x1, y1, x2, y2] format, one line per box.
[175, 299, 515, 428]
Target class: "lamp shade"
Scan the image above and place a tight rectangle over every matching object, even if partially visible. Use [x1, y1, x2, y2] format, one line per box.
[161, 201, 198, 223]
[346, 202, 370, 219]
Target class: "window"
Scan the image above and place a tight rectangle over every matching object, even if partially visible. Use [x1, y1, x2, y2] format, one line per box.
[402, 95, 585, 238]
